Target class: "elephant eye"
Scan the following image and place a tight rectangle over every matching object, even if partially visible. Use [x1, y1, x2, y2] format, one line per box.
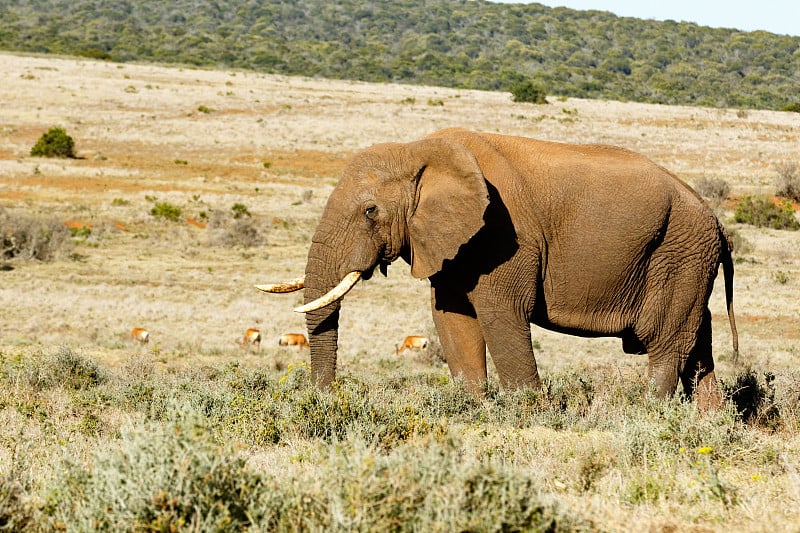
[364, 205, 377, 218]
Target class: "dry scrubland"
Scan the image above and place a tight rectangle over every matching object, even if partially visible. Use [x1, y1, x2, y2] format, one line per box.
[1, 52, 799, 530]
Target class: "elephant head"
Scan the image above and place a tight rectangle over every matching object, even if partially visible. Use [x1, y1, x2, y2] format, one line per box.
[259, 136, 490, 388]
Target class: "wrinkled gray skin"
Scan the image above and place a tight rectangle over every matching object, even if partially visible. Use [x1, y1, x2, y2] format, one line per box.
[301, 129, 738, 410]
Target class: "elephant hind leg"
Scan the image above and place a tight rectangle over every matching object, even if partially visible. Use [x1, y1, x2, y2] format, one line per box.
[680, 308, 722, 411]
[644, 307, 722, 411]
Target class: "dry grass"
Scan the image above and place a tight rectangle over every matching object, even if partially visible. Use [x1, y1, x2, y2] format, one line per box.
[1, 51, 800, 531]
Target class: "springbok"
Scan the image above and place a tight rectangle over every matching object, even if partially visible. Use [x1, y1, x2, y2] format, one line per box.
[279, 333, 309, 349]
[396, 335, 429, 355]
[131, 327, 150, 344]
[241, 328, 261, 351]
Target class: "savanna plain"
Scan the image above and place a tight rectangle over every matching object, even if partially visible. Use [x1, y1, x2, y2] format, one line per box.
[1, 52, 799, 531]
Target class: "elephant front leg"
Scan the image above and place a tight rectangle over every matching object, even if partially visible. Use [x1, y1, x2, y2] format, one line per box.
[476, 309, 542, 391]
[430, 290, 488, 395]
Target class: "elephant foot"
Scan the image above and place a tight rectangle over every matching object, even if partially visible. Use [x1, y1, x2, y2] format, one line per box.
[693, 371, 723, 412]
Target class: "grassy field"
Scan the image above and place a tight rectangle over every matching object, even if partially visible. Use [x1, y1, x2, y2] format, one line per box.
[1, 52, 799, 531]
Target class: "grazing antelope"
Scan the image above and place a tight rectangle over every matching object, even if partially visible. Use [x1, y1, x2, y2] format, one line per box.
[131, 327, 150, 344]
[279, 333, 309, 349]
[396, 335, 429, 355]
[241, 328, 262, 351]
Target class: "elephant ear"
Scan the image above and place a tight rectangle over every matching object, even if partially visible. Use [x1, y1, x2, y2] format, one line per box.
[406, 137, 490, 279]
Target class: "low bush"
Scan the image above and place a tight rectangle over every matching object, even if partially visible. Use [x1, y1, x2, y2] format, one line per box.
[74, 48, 112, 60]
[774, 161, 800, 202]
[30, 126, 75, 158]
[42, 420, 261, 531]
[0, 451, 35, 531]
[50, 347, 105, 391]
[733, 196, 799, 230]
[722, 370, 780, 428]
[510, 80, 548, 104]
[150, 202, 183, 221]
[2, 347, 104, 392]
[0, 207, 72, 261]
[693, 176, 730, 203]
[725, 226, 753, 256]
[206, 209, 265, 248]
[4, 351, 800, 530]
[230, 203, 250, 219]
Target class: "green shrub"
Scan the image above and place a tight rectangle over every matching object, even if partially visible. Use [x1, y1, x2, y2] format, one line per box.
[510, 80, 548, 104]
[733, 196, 799, 230]
[51, 347, 105, 391]
[75, 48, 112, 60]
[30, 126, 75, 158]
[231, 203, 251, 219]
[150, 202, 183, 221]
[2, 347, 104, 392]
[781, 102, 800, 113]
[69, 225, 91, 239]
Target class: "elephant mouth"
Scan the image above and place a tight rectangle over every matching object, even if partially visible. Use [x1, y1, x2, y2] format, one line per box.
[361, 259, 390, 281]
[361, 244, 394, 281]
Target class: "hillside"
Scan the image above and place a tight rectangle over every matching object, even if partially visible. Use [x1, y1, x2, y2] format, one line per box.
[1, 0, 799, 111]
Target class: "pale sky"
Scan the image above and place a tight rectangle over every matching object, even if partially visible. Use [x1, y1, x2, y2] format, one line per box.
[489, 1, 800, 36]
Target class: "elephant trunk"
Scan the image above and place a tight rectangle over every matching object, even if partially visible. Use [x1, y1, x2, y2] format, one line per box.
[303, 240, 345, 389]
[304, 303, 341, 389]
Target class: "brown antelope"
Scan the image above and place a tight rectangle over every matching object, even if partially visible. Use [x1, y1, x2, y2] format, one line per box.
[279, 333, 309, 349]
[396, 335, 429, 355]
[131, 327, 150, 344]
[241, 328, 261, 350]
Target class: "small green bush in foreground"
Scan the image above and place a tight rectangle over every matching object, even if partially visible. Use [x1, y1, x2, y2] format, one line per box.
[2, 349, 798, 531]
[30, 126, 75, 158]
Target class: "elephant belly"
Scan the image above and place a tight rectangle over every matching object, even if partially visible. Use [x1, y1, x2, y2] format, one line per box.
[535, 270, 642, 339]
[532, 309, 631, 340]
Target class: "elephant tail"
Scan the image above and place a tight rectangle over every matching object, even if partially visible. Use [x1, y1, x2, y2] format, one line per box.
[719, 225, 740, 363]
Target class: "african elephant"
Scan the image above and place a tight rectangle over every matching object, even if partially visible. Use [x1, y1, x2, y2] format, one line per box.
[259, 129, 738, 410]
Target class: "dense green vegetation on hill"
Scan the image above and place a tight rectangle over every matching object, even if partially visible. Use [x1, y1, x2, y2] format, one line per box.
[1, 0, 799, 110]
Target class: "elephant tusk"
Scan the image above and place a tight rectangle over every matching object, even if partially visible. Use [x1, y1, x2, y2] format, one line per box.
[294, 271, 361, 313]
[254, 276, 305, 293]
